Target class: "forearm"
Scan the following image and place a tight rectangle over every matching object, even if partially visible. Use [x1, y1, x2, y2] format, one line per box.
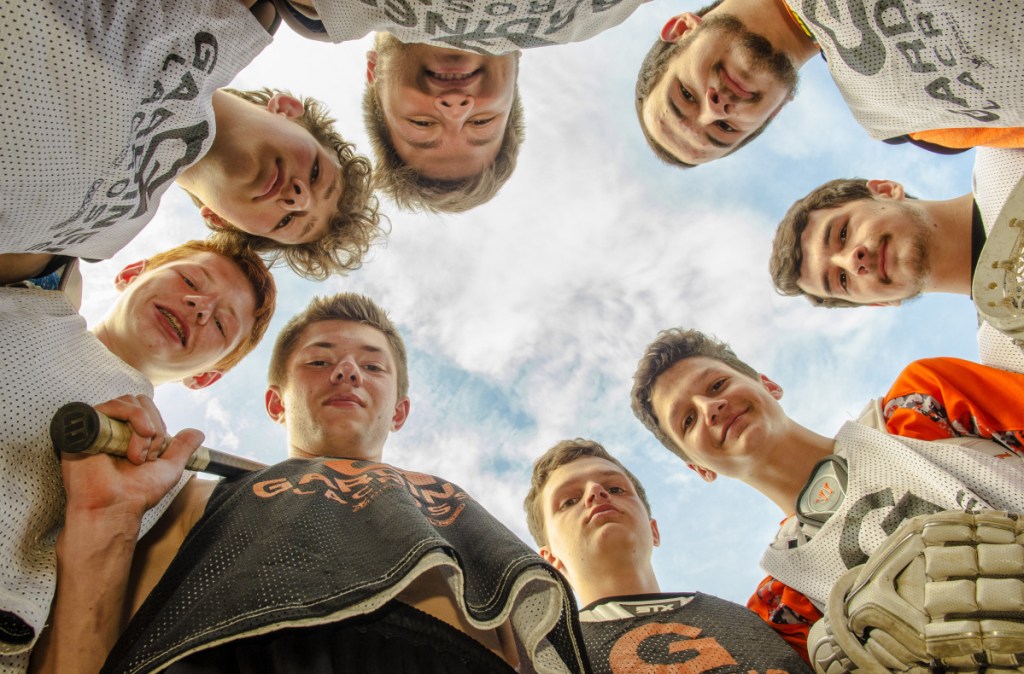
[0, 253, 54, 284]
[30, 507, 143, 674]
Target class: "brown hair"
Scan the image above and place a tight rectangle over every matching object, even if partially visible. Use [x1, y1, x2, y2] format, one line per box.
[631, 328, 757, 460]
[192, 88, 386, 281]
[268, 293, 408, 400]
[523, 438, 652, 547]
[634, 1, 778, 167]
[145, 238, 276, 373]
[769, 178, 873, 308]
[362, 38, 525, 214]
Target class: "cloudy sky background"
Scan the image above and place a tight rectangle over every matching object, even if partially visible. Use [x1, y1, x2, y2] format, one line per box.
[78, 4, 980, 605]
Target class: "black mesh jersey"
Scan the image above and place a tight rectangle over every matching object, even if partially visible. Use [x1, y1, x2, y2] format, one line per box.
[579, 592, 810, 674]
[102, 458, 589, 674]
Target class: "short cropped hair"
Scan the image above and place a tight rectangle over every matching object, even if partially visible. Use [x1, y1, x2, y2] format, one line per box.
[192, 88, 384, 281]
[362, 41, 525, 214]
[631, 329, 757, 460]
[634, 1, 776, 167]
[146, 239, 276, 373]
[769, 179, 872, 308]
[523, 438, 652, 547]
[268, 293, 408, 400]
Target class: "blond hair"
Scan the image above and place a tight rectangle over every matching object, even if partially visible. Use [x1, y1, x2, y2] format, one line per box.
[362, 36, 525, 213]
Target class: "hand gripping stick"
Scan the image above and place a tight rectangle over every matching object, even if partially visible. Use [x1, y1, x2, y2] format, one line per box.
[50, 401, 266, 478]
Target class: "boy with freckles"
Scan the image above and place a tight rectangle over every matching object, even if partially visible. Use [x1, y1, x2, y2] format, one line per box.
[0, 239, 275, 674]
[630, 328, 1024, 660]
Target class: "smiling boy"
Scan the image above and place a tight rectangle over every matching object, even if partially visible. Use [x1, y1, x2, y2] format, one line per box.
[2, 0, 381, 282]
[35, 293, 588, 674]
[769, 147, 1024, 374]
[0, 239, 275, 673]
[635, 0, 1024, 166]
[524, 438, 812, 672]
[630, 328, 1024, 659]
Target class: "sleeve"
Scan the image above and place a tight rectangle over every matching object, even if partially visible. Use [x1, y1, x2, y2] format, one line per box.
[882, 358, 1024, 453]
[909, 127, 1024, 150]
[747, 575, 822, 665]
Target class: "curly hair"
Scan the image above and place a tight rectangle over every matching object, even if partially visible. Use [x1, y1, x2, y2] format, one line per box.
[192, 88, 386, 281]
[523, 438, 652, 548]
[634, 2, 785, 167]
[631, 328, 757, 461]
[268, 293, 408, 401]
[145, 238, 276, 374]
[768, 178, 873, 308]
[362, 36, 525, 214]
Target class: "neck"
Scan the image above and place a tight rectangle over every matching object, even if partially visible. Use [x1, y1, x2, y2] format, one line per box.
[722, 0, 820, 65]
[288, 444, 385, 464]
[746, 421, 835, 514]
[919, 193, 977, 295]
[91, 322, 167, 386]
[571, 559, 660, 607]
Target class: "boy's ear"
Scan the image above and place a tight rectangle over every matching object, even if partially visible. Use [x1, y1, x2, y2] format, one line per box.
[390, 397, 411, 432]
[650, 519, 661, 547]
[539, 546, 566, 573]
[869, 300, 903, 307]
[267, 92, 304, 120]
[687, 463, 718, 483]
[366, 51, 378, 84]
[182, 371, 223, 390]
[266, 386, 286, 424]
[759, 374, 784, 401]
[866, 179, 905, 200]
[660, 13, 701, 43]
[114, 260, 148, 291]
[199, 206, 230, 230]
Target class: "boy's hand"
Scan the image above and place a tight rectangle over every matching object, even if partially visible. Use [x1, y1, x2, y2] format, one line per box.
[60, 395, 203, 520]
[94, 394, 172, 464]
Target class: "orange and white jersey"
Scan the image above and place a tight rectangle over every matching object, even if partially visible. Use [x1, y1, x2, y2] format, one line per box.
[749, 357, 1024, 658]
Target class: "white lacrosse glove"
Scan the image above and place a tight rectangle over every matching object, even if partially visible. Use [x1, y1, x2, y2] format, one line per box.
[807, 510, 1024, 674]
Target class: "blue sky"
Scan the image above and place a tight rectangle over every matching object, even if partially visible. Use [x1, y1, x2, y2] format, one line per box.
[79, 3, 979, 605]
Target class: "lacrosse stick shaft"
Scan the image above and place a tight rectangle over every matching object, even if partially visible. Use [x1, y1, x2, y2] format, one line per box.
[50, 402, 266, 478]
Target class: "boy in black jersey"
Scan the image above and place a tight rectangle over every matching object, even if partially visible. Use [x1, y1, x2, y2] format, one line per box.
[524, 438, 811, 673]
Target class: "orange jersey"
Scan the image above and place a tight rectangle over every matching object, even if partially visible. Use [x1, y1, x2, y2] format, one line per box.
[748, 357, 1024, 661]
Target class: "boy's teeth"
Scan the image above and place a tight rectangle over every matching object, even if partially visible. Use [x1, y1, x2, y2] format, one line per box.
[159, 308, 185, 344]
[429, 70, 474, 80]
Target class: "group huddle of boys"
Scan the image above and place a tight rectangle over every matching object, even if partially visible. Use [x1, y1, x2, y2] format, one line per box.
[2, 0, 1023, 672]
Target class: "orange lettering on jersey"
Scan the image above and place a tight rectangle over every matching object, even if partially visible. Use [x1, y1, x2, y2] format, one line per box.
[253, 477, 293, 497]
[608, 623, 736, 673]
[815, 481, 833, 504]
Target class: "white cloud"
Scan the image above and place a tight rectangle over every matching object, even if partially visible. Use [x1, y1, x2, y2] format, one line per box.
[71, 9, 981, 605]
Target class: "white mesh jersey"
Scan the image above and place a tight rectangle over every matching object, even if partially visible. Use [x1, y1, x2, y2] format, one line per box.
[973, 148, 1024, 374]
[784, 0, 1024, 140]
[760, 421, 1024, 609]
[276, 0, 645, 54]
[0, 288, 189, 673]
[0, 0, 271, 260]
